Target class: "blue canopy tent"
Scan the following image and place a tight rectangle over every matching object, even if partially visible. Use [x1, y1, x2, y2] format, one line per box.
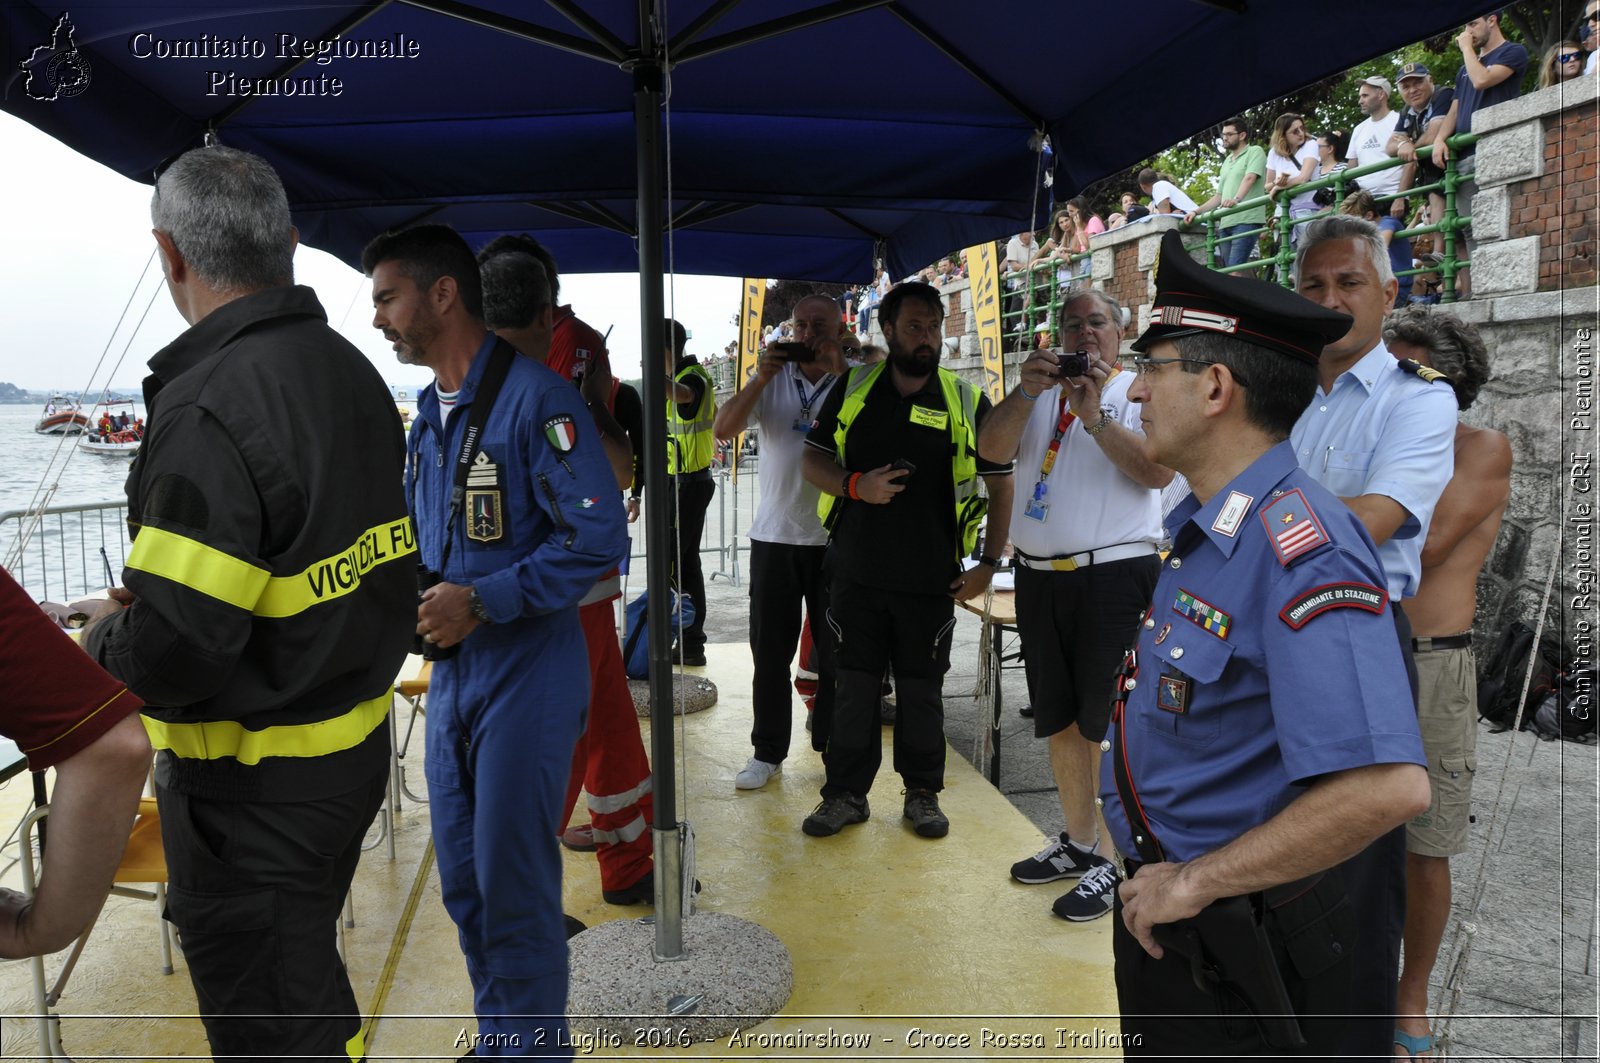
[5, 0, 1490, 959]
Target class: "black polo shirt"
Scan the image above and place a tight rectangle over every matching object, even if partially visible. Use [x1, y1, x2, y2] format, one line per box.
[806, 366, 1010, 595]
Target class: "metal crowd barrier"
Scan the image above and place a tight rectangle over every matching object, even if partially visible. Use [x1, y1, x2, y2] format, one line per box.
[1, 500, 130, 604]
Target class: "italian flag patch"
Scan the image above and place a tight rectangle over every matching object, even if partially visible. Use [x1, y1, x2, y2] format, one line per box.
[544, 414, 577, 451]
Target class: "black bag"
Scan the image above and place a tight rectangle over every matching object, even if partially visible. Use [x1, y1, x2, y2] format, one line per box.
[1530, 668, 1597, 742]
[1477, 620, 1569, 731]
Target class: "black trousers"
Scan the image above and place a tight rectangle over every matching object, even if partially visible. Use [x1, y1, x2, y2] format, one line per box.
[821, 577, 954, 797]
[1113, 839, 1399, 1060]
[158, 769, 387, 1063]
[748, 539, 832, 764]
[670, 473, 716, 654]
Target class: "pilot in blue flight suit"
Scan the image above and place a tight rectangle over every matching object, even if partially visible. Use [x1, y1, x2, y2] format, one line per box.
[365, 225, 627, 1058]
[1103, 231, 1431, 1059]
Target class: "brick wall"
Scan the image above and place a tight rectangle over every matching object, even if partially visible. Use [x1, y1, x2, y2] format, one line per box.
[1523, 107, 1596, 292]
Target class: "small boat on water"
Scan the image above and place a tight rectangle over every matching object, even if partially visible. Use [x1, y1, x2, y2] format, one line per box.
[34, 395, 89, 435]
[78, 399, 144, 457]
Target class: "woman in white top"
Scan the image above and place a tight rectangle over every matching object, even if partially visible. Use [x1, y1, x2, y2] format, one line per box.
[1033, 207, 1079, 289]
[1265, 112, 1321, 247]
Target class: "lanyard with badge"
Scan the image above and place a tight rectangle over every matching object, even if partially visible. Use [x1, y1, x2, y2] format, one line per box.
[792, 368, 835, 432]
[1023, 392, 1075, 522]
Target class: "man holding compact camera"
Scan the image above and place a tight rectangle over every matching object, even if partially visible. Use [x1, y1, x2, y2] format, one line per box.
[977, 289, 1172, 923]
[800, 282, 1013, 839]
[713, 294, 849, 791]
[366, 224, 627, 1053]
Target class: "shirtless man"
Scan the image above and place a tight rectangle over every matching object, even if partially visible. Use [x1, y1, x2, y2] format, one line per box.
[1383, 307, 1512, 1060]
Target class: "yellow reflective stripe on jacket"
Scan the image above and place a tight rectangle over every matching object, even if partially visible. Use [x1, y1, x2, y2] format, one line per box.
[142, 690, 391, 764]
[666, 364, 715, 473]
[126, 525, 270, 611]
[817, 363, 985, 559]
[254, 517, 417, 618]
[345, 1026, 364, 1062]
[127, 518, 416, 619]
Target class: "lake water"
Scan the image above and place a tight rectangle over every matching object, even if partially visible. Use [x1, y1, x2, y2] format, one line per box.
[0, 404, 138, 601]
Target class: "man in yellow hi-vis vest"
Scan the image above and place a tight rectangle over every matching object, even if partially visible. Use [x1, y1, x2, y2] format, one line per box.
[800, 282, 1014, 839]
[663, 317, 718, 665]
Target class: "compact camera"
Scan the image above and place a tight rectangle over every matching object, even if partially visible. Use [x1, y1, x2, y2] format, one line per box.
[1056, 350, 1090, 378]
[415, 564, 461, 661]
[772, 341, 817, 364]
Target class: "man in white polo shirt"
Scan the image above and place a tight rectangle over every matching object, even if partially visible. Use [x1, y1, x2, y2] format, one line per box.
[977, 289, 1173, 921]
[713, 294, 848, 789]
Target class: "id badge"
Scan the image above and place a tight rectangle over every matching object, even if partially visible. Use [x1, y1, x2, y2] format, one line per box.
[1023, 497, 1050, 522]
[792, 417, 815, 432]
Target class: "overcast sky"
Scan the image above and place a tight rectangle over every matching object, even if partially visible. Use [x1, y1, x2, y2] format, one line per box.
[0, 112, 743, 397]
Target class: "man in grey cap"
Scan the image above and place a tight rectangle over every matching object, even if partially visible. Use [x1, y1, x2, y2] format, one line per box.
[1347, 75, 1405, 209]
[1387, 61, 1455, 226]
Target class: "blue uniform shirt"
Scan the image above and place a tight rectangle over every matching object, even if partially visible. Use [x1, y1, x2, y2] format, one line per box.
[1288, 341, 1456, 599]
[407, 335, 628, 626]
[1101, 442, 1425, 864]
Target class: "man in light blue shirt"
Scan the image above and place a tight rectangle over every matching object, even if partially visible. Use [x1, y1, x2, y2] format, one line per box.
[1290, 215, 1456, 616]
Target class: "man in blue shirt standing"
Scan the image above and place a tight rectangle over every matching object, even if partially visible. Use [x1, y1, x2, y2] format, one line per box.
[1107, 230, 1431, 1058]
[1433, 9, 1530, 298]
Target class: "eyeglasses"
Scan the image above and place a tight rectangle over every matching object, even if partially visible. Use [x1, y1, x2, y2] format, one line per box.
[1558, 51, 1583, 62]
[1132, 355, 1251, 388]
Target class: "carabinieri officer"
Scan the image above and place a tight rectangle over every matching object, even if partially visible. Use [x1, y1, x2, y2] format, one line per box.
[1105, 230, 1430, 1058]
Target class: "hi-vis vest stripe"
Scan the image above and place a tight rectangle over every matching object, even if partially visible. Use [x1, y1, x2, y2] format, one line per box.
[666, 364, 715, 474]
[142, 689, 391, 764]
[817, 361, 988, 561]
[126, 517, 417, 618]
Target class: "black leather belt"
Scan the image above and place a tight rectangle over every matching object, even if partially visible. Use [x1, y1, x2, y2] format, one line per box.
[1411, 633, 1472, 653]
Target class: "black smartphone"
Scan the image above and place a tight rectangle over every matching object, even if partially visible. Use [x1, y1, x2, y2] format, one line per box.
[889, 458, 916, 477]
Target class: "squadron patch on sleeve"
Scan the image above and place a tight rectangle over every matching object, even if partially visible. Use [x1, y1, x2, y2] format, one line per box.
[1280, 582, 1388, 629]
[543, 414, 578, 452]
[1260, 488, 1330, 567]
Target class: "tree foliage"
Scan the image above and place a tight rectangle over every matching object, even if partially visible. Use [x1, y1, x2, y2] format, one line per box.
[1073, 2, 1579, 216]
[760, 279, 852, 330]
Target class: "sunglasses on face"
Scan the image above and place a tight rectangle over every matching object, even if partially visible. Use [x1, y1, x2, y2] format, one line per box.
[1559, 51, 1583, 61]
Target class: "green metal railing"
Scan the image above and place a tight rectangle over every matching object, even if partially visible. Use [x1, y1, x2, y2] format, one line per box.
[999, 133, 1480, 341]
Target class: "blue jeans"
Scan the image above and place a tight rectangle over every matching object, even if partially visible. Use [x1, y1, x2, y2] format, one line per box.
[1215, 223, 1256, 268]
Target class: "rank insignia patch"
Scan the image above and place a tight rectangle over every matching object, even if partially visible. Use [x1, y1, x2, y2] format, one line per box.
[544, 414, 578, 452]
[1280, 582, 1388, 629]
[465, 451, 504, 543]
[1175, 588, 1231, 639]
[1211, 490, 1253, 538]
[1260, 488, 1329, 566]
[1157, 672, 1191, 714]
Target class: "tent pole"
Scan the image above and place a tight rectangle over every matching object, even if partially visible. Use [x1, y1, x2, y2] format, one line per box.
[632, 0, 684, 962]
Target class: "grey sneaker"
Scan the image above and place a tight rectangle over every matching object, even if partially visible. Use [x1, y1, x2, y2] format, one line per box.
[901, 788, 949, 838]
[734, 758, 781, 790]
[1010, 832, 1101, 884]
[1051, 857, 1120, 921]
[802, 793, 870, 836]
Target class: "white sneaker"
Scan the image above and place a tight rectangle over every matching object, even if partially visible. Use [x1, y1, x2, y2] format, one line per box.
[735, 758, 781, 790]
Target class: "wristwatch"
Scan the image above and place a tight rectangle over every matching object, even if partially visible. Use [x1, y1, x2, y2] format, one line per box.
[977, 555, 1003, 568]
[1084, 406, 1117, 437]
[468, 585, 493, 625]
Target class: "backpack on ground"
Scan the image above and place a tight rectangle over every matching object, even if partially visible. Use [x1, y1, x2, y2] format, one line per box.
[1477, 620, 1570, 731]
[621, 590, 697, 680]
[1530, 667, 1597, 743]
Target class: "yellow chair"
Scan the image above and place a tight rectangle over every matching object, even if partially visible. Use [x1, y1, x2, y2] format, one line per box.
[21, 792, 172, 1060]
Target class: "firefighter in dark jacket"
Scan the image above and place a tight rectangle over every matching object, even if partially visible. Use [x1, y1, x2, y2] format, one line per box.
[85, 147, 414, 1061]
